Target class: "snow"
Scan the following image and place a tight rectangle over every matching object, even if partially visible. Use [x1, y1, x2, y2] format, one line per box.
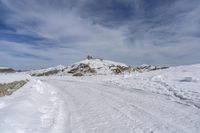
[0, 79, 68, 133]
[0, 63, 200, 133]
[29, 65, 66, 75]
[0, 73, 30, 83]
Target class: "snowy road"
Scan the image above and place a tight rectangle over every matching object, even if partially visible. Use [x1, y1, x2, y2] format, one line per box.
[1, 64, 200, 133]
[41, 78, 200, 133]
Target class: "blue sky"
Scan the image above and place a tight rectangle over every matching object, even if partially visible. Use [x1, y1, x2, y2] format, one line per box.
[0, 0, 200, 69]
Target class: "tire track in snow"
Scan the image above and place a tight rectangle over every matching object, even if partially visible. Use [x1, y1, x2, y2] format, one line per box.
[45, 79, 200, 133]
[84, 85, 189, 133]
[46, 80, 141, 133]
[151, 80, 200, 109]
[95, 82, 200, 133]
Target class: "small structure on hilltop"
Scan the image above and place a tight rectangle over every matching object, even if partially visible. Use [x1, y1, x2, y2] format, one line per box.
[86, 55, 103, 61]
[87, 55, 93, 60]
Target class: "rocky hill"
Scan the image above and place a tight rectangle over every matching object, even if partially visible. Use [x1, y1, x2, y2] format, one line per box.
[64, 58, 132, 76]
[30, 58, 169, 77]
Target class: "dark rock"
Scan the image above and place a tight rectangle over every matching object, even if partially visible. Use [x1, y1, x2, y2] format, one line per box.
[73, 73, 84, 77]
[31, 69, 61, 77]
[0, 68, 15, 73]
[111, 65, 132, 74]
[68, 63, 96, 75]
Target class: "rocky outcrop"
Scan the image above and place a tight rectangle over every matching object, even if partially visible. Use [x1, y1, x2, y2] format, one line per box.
[110, 65, 132, 74]
[31, 69, 62, 76]
[68, 63, 96, 76]
[0, 80, 28, 97]
[135, 65, 169, 72]
[0, 68, 15, 73]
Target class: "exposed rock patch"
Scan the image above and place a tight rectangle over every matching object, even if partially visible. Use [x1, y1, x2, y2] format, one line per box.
[136, 65, 169, 72]
[0, 80, 28, 97]
[110, 65, 132, 74]
[72, 73, 84, 77]
[0, 68, 15, 73]
[68, 63, 96, 76]
[31, 69, 62, 77]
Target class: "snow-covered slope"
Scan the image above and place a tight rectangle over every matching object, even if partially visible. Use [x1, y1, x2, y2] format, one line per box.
[30, 65, 66, 76]
[101, 64, 200, 109]
[1, 64, 200, 133]
[0, 80, 68, 133]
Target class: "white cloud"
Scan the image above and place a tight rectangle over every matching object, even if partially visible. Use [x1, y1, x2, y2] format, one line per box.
[0, 0, 200, 68]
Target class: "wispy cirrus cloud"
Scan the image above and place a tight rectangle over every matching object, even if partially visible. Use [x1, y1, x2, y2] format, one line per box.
[0, 0, 200, 69]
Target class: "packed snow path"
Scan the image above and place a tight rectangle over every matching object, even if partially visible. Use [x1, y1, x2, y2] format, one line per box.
[42, 78, 200, 133]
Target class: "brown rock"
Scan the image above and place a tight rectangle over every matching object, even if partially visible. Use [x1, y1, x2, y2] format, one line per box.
[0, 80, 28, 97]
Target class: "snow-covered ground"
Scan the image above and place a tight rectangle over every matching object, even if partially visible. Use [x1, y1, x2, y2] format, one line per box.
[0, 64, 200, 133]
[29, 65, 66, 75]
[0, 73, 30, 83]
